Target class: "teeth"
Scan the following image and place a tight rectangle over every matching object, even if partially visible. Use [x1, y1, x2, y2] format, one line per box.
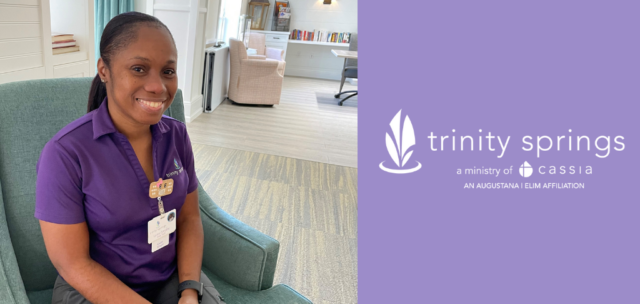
[138, 98, 163, 109]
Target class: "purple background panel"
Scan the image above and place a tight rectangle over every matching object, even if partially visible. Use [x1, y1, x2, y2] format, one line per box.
[360, 1, 639, 303]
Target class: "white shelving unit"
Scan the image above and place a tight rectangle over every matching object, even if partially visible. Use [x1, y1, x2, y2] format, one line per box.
[49, 0, 94, 78]
[288, 40, 349, 47]
[0, 0, 94, 84]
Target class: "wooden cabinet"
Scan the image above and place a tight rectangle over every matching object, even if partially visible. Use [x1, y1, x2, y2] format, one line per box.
[0, 0, 94, 85]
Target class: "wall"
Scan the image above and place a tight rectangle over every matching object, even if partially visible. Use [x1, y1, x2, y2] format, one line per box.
[134, 0, 147, 13]
[247, 0, 358, 80]
[266, 0, 357, 33]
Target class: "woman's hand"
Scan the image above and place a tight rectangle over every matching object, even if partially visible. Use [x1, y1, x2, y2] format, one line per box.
[179, 289, 200, 304]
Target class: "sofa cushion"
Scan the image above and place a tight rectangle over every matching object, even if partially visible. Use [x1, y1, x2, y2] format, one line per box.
[0, 179, 31, 304]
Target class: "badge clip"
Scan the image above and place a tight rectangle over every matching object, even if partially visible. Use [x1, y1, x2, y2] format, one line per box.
[149, 178, 174, 198]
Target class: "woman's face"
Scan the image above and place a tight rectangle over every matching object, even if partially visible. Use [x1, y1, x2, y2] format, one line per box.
[101, 25, 178, 126]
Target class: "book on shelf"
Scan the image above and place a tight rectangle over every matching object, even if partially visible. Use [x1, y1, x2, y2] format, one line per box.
[51, 32, 74, 42]
[53, 46, 80, 55]
[53, 40, 76, 49]
[289, 29, 353, 44]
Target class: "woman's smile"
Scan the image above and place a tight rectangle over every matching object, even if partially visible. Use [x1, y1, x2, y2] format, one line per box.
[136, 97, 166, 113]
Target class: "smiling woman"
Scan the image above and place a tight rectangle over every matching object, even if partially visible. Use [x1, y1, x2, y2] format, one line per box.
[35, 12, 226, 304]
[89, 14, 177, 124]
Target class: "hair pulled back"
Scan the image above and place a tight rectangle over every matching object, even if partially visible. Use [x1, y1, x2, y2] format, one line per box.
[87, 12, 173, 113]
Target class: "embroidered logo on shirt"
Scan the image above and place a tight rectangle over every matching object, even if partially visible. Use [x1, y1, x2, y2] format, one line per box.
[166, 158, 184, 178]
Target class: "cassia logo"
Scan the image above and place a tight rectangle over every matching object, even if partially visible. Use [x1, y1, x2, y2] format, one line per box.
[519, 161, 533, 178]
[380, 110, 422, 174]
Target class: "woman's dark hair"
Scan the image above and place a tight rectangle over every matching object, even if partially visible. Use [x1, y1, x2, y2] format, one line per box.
[88, 12, 174, 112]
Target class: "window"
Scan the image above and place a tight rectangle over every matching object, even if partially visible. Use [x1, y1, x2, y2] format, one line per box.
[216, 0, 242, 44]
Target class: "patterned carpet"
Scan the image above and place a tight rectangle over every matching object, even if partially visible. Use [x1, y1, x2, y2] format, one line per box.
[193, 143, 358, 304]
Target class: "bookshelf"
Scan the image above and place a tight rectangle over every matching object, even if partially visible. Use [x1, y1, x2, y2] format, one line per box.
[49, 0, 94, 75]
[51, 51, 90, 66]
[288, 40, 349, 47]
[0, 0, 94, 84]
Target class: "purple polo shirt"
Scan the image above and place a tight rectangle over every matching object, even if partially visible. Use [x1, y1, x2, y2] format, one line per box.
[34, 98, 198, 292]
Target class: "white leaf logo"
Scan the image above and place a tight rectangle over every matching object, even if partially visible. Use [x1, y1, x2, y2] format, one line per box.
[386, 133, 400, 166]
[401, 115, 415, 166]
[386, 110, 415, 168]
[380, 110, 422, 174]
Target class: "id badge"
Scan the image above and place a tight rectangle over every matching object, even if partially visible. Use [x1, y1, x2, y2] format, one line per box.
[151, 234, 170, 252]
[148, 209, 177, 244]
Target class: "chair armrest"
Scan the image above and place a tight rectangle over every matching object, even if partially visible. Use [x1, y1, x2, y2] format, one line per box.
[198, 184, 279, 291]
[269, 60, 286, 76]
[248, 55, 267, 60]
[0, 180, 30, 304]
[241, 59, 283, 78]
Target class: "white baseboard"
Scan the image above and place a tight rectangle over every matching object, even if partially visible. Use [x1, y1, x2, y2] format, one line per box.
[184, 95, 203, 123]
[186, 109, 202, 123]
[284, 67, 341, 81]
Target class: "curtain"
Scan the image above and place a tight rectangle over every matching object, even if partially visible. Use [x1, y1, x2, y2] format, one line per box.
[94, 0, 135, 63]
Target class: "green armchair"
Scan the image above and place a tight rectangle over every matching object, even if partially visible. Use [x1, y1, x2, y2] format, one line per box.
[0, 78, 311, 304]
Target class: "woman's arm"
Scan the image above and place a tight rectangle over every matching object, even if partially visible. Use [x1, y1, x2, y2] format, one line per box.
[40, 220, 151, 304]
[176, 190, 204, 302]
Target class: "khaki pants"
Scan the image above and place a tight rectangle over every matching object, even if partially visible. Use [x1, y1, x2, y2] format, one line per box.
[51, 270, 226, 304]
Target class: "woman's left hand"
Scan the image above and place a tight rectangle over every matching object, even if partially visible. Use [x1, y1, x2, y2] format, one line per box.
[179, 289, 200, 304]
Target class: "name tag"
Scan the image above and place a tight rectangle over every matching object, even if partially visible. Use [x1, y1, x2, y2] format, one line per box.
[151, 234, 170, 252]
[148, 209, 177, 244]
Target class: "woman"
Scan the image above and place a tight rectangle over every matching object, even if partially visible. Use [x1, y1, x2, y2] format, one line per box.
[35, 12, 224, 304]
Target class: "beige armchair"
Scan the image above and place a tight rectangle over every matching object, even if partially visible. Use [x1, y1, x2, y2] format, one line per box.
[228, 38, 285, 105]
